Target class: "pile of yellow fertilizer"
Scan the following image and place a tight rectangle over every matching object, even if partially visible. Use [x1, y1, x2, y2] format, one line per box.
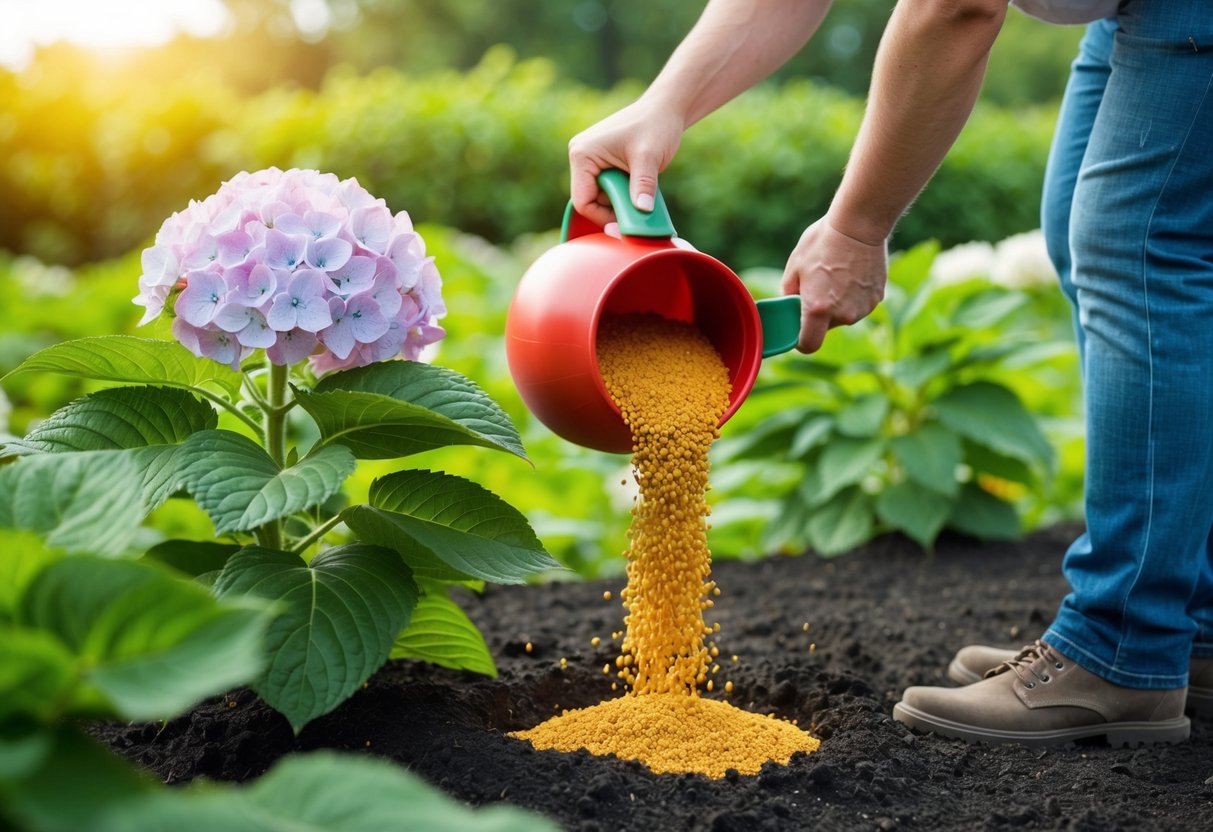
[512, 313, 820, 777]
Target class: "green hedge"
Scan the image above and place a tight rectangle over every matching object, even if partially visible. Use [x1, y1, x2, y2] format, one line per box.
[2, 49, 1055, 269]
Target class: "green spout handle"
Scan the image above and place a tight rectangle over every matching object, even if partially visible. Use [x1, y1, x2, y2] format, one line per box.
[757, 295, 802, 358]
[560, 168, 677, 241]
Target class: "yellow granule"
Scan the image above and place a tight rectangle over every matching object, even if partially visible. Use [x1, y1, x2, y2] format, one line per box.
[513, 694, 819, 778]
[512, 313, 819, 777]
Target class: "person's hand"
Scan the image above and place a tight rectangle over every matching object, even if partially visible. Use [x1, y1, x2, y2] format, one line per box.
[780, 216, 888, 354]
[568, 99, 686, 227]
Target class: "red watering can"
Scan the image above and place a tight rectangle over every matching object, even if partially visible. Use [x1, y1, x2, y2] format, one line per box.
[505, 169, 801, 454]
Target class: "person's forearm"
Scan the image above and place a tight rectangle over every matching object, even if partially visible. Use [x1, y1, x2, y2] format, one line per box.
[642, 0, 833, 128]
[828, 0, 1008, 244]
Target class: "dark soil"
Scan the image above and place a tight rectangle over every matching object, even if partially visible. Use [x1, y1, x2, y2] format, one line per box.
[93, 523, 1213, 831]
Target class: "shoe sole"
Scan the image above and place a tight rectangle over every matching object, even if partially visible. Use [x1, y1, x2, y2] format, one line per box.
[893, 702, 1191, 748]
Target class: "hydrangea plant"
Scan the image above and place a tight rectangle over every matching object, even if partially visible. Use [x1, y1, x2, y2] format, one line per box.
[1, 168, 558, 733]
[135, 167, 446, 373]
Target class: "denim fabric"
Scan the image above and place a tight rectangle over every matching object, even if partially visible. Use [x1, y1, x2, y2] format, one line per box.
[1039, 0, 1213, 688]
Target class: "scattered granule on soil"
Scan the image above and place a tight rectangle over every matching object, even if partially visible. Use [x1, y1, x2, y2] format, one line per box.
[512, 694, 820, 778]
[511, 312, 819, 778]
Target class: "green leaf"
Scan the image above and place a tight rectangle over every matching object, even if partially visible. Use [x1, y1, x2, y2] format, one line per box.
[962, 438, 1037, 486]
[892, 346, 954, 391]
[94, 752, 560, 832]
[0, 722, 54, 781]
[718, 409, 803, 461]
[175, 430, 356, 535]
[213, 545, 418, 733]
[933, 381, 1054, 469]
[391, 585, 497, 677]
[0, 629, 77, 722]
[835, 394, 888, 438]
[952, 289, 1028, 330]
[890, 423, 963, 497]
[875, 481, 953, 550]
[298, 360, 527, 461]
[4, 386, 217, 455]
[805, 486, 874, 557]
[3, 726, 153, 832]
[789, 414, 833, 460]
[947, 482, 1022, 540]
[343, 469, 561, 584]
[815, 436, 886, 503]
[4, 336, 242, 398]
[0, 451, 147, 556]
[0, 529, 61, 618]
[142, 540, 242, 578]
[19, 557, 269, 721]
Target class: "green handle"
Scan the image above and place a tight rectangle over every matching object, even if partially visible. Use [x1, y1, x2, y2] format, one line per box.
[560, 168, 677, 241]
[757, 295, 802, 358]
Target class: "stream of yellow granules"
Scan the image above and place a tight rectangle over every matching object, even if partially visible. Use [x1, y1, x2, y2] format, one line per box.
[512, 313, 820, 778]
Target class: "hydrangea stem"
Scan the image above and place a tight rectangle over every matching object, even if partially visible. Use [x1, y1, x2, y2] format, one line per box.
[258, 363, 291, 550]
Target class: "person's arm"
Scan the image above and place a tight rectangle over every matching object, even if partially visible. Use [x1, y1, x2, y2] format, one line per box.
[569, 0, 832, 226]
[781, 0, 1008, 352]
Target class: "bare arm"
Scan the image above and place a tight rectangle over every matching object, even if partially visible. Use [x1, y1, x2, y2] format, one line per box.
[781, 0, 1008, 353]
[830, 0, 1009, 244]
[569, 0, 832, 225]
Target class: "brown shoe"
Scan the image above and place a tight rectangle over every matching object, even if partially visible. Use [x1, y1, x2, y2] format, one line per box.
[1189, 656, 1213, 717]
[896, 640, 1190, 747]
[950, 643, 1213, 717]
[947, 644, 1021, 684]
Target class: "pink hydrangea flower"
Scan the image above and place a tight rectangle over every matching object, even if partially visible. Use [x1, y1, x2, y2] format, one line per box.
[134, 167, 446, 372]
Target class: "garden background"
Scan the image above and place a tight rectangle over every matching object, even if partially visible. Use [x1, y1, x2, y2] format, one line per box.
[0, 0, 1087, 574]
[0, 2, 1098, 828]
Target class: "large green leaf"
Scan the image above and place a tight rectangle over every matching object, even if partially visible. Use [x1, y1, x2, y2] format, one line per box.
[835, 394, 888, 438]
[213, 545, 418, 733]
[875, 481, 953, 550]
[391, 585, 496, 677]
[298, 360, 527, 461]
[93, 752, 559, 832]
[947, 482, 1022, 541]
[0, 451, 146, 556]
[890, 422, 963, 497]
[343, 469, 561, 584]
[933, 381, 1054, 469]
[0, 629, 76, 722]
[175, 430, 356, 535]
[3, 336, 242, 398]
[952, 288, 1028, 330]
[18, 557, 268, 721]
[0, 529, 61, 618]
[806, 486, 874, 557]
[3, 726, 154, 832]
[142, 540, 242, 578]
[815, 436, 886, 503]
[4, 386, 217, 455]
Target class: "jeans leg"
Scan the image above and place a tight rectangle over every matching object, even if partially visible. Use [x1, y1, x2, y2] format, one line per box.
[1043, 0, 1213, 689]
[1041, 18, 1116, 343]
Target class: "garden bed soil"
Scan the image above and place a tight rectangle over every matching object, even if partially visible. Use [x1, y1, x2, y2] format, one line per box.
[94, 523, 1213, 831]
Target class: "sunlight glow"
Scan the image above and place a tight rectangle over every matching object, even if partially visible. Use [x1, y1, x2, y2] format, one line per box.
[0, 0, 230, 69]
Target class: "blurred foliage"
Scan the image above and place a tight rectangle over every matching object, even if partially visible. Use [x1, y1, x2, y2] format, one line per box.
[713, 244, 1082, 556]
[0, 48, 1056, 269]
[224, 0, 1081, 103]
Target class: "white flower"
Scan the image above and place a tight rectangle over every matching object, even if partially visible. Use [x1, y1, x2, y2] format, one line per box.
[990, 230, 1057, 291]
[929, 241, 996, 286]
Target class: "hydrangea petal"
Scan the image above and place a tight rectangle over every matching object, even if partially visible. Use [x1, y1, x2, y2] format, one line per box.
[264, 228, 307, 270]
[346, 293, 390, 344]
[328, 255, 376, 295]
[351, 205, 393, 253]
[306, 236, 353, 271]
[321, 297, 356, 360]
[267, 330, 319, 365]
[175, 271, 227, 327]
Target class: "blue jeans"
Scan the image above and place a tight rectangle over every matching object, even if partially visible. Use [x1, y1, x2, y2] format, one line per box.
[1040, 1, 1213, 689]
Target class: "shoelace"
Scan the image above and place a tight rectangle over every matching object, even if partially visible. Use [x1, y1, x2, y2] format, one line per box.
[985, 639, 1066, 689]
